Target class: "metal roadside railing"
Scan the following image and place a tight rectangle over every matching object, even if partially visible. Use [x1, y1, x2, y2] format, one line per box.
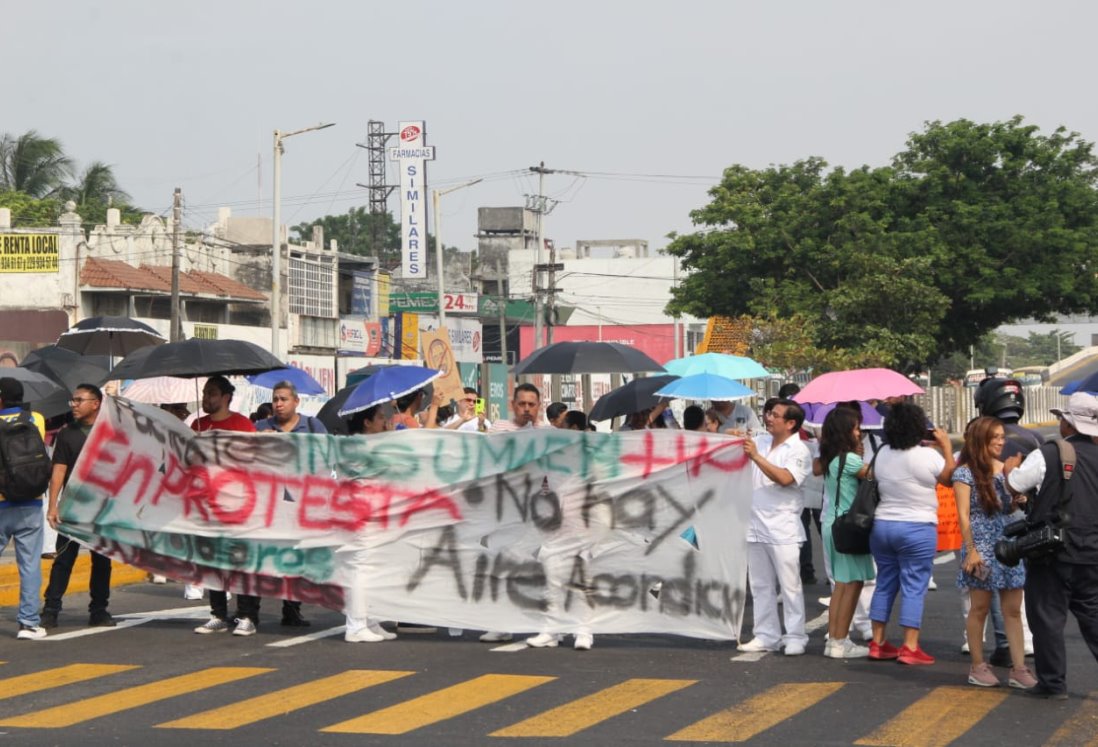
[913, 385, 1066, 434]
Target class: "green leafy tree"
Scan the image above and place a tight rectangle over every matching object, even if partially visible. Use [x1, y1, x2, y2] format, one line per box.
[0, 130, 74, 198]
[667, 117, 1098, 370]
[0, 190, 61, 226]
[291, 207, 400, 265]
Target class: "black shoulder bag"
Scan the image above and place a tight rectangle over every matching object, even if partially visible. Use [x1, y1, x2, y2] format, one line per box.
[832, 450, 880, 555]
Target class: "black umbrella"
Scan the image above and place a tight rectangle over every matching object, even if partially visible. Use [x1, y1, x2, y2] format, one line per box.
[56, 316, 167, 358]
[0, 367, 69, 418]
[588, 375, 680, 422]
[108, 339, 284, 381]
[513, 341, 666, 375]
[20, 345, 110, 393]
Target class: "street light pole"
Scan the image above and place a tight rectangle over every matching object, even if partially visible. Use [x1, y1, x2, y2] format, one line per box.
[431, 178, 482, 329]
[271, 122, 335, 360]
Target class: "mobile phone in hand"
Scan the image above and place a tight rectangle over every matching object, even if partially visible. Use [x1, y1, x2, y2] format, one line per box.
[475, 398, 486, 415]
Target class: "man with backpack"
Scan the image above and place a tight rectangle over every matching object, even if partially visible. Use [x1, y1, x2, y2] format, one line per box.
[0, 377, 50, 639]
[40, 383, 115, 629]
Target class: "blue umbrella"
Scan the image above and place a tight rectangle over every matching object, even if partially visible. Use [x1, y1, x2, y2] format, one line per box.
[247, 367, 326, 395]
[664, 353, 769, 380]
[337, 366, 442, 416]
[654, 373, 754, 402]
[1060, 378, 1091, 395]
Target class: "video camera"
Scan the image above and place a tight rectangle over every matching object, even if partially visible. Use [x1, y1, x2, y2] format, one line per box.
[994, 517, 1065, 567]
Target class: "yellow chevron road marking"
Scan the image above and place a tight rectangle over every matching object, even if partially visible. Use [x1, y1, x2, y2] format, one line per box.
[0, 663, 136, 703]
[666, 682, 844, 742]
[492, 677, 696, 738]
[157, 669, 415, 730]
[855, 686, 1009, 747]
[0, 666, 272, 728]
[321, 673, 555, 735]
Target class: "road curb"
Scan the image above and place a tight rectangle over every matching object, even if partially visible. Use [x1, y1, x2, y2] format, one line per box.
[0, 556, 148, 607]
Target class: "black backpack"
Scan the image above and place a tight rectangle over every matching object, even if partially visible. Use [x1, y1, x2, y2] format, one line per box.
[0, 412, 51, 502]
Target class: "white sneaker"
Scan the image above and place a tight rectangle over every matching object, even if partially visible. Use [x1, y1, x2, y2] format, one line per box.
[345, 626, 385, 643]
[823, 638, 836, 657]
[1024, 640, 1034, 656]
[737, 638, 779, 653]
[858, 626, 873, 642]
[825, 638, 869, 659]
[448, 628, 464, 637]
[818, 596, 832, 607]
[784, 641, 807, 656]
[232, 618, 257, 636]
[194, 617, 229, 634]
[150, 575, 167, 584]
[183, 585, 204, 600]
[367, 621, 397, 641]
[927, 577, 938, 590]
[526, 632, 560, 648]
[961, 641, 971, 654]
[16, 625, 46, 640]
[479, 631, 513, 643]
[574, 633, 594, 651]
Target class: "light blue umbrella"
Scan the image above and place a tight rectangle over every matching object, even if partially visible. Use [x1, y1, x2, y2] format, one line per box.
[664, 353, 768, 380]
[247, 367, 326, 395]
[337, 366, 441, 416]
[654, 373, 754, 402]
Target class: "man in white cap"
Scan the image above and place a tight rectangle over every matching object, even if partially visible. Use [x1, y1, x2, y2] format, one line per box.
[1005, 392, 1098, 699]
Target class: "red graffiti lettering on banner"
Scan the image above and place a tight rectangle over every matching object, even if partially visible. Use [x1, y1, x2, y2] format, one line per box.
[398, 487, 462, 527]
[147, 451, 192, 506]
[207, 468, 258, 524]
[77, 417, 158, 500]
[620, 432, 749, 479]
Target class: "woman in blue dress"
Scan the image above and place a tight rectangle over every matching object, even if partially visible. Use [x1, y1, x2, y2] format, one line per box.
[953, 416, 1036, 689]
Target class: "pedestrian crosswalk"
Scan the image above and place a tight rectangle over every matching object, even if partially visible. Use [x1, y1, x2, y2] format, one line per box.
[0, 661, 1090, 743]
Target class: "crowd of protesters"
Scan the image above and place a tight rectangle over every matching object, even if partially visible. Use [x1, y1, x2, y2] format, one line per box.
[6, 369, 1097, 700]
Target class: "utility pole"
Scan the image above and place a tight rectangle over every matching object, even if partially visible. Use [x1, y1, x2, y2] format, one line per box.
[170, 188, 182, 342]
[529, 162, 550, 351]
[496, 258, 508, 366]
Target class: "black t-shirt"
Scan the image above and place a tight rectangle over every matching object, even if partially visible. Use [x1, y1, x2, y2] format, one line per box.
[52, 422, 92, 487]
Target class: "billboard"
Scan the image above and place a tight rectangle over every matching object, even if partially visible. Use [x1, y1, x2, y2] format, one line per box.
[0, 233, 59, 273]
[389, 121, 435, 279]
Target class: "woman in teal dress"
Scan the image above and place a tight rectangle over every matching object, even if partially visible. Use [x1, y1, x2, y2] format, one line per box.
[820, 407, 876, 658]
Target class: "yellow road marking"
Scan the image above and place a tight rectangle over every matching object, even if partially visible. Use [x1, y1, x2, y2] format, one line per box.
[0, 663, 137, 703]
[157, 669, 415, 730]
[492, 677, 695, 738]
[0, 666, 271, 728]
[1044, 691, 1098, 747]
[322, 673, 555, 735]
[855, 686, 1009, 747]
[666, 682, 844, 742]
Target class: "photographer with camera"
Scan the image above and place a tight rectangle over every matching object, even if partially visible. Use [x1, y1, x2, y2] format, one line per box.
[1005, 392, 1098, 699]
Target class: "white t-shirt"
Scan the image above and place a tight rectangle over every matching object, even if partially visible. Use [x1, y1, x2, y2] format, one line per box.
[444, 414, 492, 433]
[1007, 448, 1047, 494]
[488, 419, 537, 433]
[873, 445, 945, 524]
[747, 434, 812, 544]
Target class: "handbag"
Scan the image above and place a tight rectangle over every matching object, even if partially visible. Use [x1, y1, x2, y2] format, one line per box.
[831, 449, 880, 555]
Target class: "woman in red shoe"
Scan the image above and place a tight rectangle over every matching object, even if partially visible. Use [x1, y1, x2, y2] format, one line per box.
[867, 402, 955, 665]
[953, 417, 1036, 688]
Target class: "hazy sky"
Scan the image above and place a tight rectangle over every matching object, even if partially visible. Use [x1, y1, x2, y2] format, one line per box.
[6, 1, 1097, 254]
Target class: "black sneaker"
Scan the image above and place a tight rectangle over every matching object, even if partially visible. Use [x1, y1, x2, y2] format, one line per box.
[88, 612, 116, 628]
[1024, 685, 1069, 701]
[988, 647, 1012, 668]
[39, 611, 58, 629]
[280, 606, 311, 627]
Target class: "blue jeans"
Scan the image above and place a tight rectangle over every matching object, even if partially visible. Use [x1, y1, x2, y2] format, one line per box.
[870, 519, 936, 630]
[0, 504, 43, 627]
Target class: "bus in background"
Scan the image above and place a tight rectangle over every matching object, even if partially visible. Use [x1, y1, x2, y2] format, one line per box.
[965, 367, 1014, 387]
[1010, 365, 1048, 386]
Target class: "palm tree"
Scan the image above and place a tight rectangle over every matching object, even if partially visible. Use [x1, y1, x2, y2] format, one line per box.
[60, 161, 131, 207]
[0, 130, 74, 198]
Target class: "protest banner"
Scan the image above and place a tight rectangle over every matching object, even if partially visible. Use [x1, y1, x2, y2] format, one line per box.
[420, 327, 464, 405]
[60, 398, 753, 640]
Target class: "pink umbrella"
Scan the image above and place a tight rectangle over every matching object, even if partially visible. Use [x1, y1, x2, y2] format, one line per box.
[122, 376, 207, 404]
[793, 368, 924, 405]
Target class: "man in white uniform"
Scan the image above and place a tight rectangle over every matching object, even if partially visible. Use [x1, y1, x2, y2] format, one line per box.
[738, 398, 812, 655]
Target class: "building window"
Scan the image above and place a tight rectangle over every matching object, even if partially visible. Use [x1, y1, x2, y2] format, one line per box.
[297, 315, 336, 349]
[289, 254, 334, 318]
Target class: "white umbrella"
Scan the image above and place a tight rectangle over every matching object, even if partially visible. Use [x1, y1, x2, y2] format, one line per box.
[122, 376, 206, 404]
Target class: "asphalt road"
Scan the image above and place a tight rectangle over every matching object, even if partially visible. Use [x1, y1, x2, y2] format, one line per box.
[0, 547, 1094, 747]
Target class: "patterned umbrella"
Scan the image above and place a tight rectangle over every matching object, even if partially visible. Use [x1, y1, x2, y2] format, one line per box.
[122, 376, 207, 404]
